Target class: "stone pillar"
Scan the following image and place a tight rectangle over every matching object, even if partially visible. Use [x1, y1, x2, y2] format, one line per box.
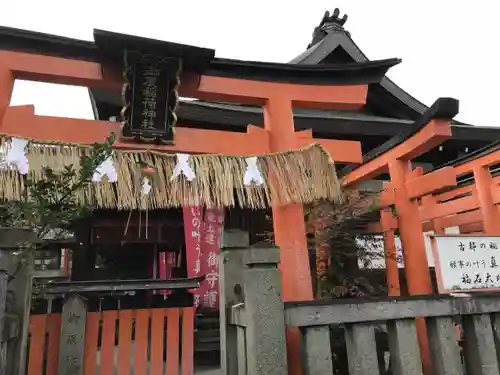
[0, 250, 9, 375]
[59, 294, 88, 375]
[8, 256, 33, 375]
[220, 229, 249, 375]
[0, 229, 36, 375]
[243, 245, 287, 375]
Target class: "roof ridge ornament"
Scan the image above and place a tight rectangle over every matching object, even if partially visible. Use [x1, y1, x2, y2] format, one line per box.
[308, 8, 349, 48]
[321, 8, 348, 31]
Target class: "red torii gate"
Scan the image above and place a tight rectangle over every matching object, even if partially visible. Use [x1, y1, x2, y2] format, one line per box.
[373, 142, 500, 235]
[371, 175, 500, 235]
[0, 31, 402, 373]
[369, 144, 500, 291]
[342, 98, 459, 297]
[0, 49, 369, 301]
[341, 98, 459, 374]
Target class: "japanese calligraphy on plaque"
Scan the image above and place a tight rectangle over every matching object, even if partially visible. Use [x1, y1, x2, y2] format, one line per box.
[58, 294, 87, 375]
[121, 52, 181, 144]
[431, 235, 500, 293]
[199, 209, 224, 310]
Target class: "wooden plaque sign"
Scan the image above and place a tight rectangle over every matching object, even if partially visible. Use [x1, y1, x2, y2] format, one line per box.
[431, 235, 500, 293]
[121, 52, 181, 144]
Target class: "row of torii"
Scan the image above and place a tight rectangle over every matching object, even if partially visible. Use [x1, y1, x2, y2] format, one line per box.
[342, 102, 500, 374]
[367, 144, 500, 297]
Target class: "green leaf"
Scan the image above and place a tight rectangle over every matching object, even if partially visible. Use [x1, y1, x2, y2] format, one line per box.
[0, 134, 115, 251]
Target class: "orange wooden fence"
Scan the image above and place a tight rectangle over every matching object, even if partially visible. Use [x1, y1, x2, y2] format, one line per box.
[27, 307, 195, 375]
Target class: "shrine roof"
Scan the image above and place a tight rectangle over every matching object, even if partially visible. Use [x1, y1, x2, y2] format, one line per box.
[3, 17, 500, 164]
[289, 21, 429, 121]
[340, 97, 460, 176]
[91, 8, 500, 150]
[0, 26, 399, 85]
[417, 139, 500, 192]
[437, 139, 500, 184]
[172, 100, 498, 142]
[88, 84, 499, 145]
[289, 8, 429, 120]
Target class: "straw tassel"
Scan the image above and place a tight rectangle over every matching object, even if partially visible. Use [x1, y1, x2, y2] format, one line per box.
[0, 135, 342, 209]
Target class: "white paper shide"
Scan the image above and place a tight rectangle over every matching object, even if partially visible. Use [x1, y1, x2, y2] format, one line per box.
[243, 156, 264, 186]
[92, 155, 118, 183]
[2, 137, 29, 175]
[141, 177, 152, 196]
[171, 153, 196, 182]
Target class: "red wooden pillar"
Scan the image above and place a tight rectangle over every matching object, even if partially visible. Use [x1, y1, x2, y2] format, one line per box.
[380, 210, 400, 296]
[264, 96, 313, 375]
[388, 161, 432, 294]
[473, 166, 500, 234]
[264, 97, 313, 301]
[421, 195, 445, 235]
[388, 160, 433, 374]
[0, 67, 14, 121]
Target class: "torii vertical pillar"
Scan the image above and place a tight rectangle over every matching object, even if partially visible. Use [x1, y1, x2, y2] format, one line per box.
[380, 209, 401, 296]
[264, 97, 313, 300]
[388, 160, 433, 374]
[473, 166, 500, 234]
[264, 97, 313, 375]
[0, 67, 14, 122]
[389, 160, 433, 292]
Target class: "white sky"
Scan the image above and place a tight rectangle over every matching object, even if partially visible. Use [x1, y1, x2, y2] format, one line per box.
[1, 0, 498, 126]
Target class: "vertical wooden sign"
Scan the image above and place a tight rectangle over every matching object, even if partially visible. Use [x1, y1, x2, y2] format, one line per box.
[121, 52, 181, 144]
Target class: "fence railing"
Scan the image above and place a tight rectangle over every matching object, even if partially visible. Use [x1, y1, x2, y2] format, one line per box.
[26, 277, 202, 375]
[27, 305, 195, 375]
[285, 296, 500, 375]
[221, 245, 500, 375]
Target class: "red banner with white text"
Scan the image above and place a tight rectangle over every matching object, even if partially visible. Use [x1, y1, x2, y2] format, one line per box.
[183, 206, 224, 309]
[183, 206, 204, 306]
[199, 208, 224, 310]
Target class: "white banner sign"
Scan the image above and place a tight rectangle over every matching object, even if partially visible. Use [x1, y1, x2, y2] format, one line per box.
[431, 235, 500, 293]
[357, 227, 460, 269]
[356, 233, 433, 269]
[356, 235, 402, 269]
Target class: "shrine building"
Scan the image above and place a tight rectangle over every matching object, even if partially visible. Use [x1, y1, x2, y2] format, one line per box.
[0, 7, 498, 374]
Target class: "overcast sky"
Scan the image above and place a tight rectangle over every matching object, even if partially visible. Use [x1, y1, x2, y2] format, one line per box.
[1, 1, 497, 126]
